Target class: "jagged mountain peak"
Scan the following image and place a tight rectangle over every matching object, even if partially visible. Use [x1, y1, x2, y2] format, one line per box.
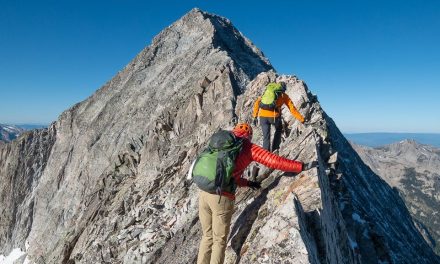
[136, 8, 271, 85]
[384, 138, 421, 149]
[64, 8, 272, 130]
[394, 139, 440, 154]
[161, 7, 261, 53]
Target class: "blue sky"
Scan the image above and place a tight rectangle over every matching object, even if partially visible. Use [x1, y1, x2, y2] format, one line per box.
[0, 0, 439, 132]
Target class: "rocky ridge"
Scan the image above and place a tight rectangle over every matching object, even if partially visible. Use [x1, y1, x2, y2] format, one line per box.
[0, 8, 439, 264]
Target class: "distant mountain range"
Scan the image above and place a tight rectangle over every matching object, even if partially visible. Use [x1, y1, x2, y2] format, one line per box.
[352, 140, 440, 254]
[345, 133, 440, 147]
[0, 124, 23, 142]
[16, 124, 48, 130]
[0, 124, 47, 143]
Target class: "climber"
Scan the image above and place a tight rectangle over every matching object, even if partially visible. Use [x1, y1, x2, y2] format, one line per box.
[191, 123, 314, 264]
[252, 81, 305, 152]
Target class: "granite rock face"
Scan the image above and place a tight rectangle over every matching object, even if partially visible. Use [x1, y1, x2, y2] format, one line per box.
[352, 140, 440, 255]
[0, 8, 439, 264]
[0, 125, 56, 253]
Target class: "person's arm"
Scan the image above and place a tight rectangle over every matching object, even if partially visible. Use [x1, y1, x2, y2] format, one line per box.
[282, 94, 304, 123]
[252, 97, 261, 118]
[250, 143, 303, 172]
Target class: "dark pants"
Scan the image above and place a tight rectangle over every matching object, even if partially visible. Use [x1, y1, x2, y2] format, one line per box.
[260, 116, 282, 152]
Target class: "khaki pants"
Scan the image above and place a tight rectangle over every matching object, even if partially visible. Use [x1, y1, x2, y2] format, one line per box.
[197, 190, 234, 264]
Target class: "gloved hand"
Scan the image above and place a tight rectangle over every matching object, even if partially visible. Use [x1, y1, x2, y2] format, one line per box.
[251, 165, 260, 181]
[302, 161, 318, 171]
[252, 118, 258, 126]
[248, 180, 261, 190]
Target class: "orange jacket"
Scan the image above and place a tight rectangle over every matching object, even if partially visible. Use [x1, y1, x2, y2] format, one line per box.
[252, 93, 304, 123]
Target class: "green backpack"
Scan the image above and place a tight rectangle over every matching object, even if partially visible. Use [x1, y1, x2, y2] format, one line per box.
[259, 82, 284, 110]
[192, 130, 243, 195]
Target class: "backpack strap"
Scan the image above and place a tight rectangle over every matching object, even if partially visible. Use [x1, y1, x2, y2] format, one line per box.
[215, 150, 226, 203]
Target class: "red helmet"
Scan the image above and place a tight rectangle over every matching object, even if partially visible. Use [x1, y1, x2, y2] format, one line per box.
[233, 122, 253, 140]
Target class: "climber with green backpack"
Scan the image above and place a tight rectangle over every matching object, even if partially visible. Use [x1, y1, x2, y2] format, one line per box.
[190, 123, 308, 264]
[252, 81, 305, 152]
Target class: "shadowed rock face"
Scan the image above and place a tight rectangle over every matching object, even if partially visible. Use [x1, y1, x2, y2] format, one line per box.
[0, 8, 439, 264]
[352, 140, 440, 255]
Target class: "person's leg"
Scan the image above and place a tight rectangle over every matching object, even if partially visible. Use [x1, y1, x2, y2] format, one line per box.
[210, 194, 234, 264]
[260, 117, 271, 151]
[272, 117, 283, 152]
[197, 191, 213, 264]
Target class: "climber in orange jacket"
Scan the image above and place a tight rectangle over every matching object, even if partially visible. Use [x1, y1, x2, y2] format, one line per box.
[196, 123, 313, 264]
[252, 82, 305, 152]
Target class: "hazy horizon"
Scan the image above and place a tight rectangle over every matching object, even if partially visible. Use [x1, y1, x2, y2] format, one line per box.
[345, 132, 440, 147]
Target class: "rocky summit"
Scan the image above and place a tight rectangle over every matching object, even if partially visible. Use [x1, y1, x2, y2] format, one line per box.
[0, 8, 439, 264]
